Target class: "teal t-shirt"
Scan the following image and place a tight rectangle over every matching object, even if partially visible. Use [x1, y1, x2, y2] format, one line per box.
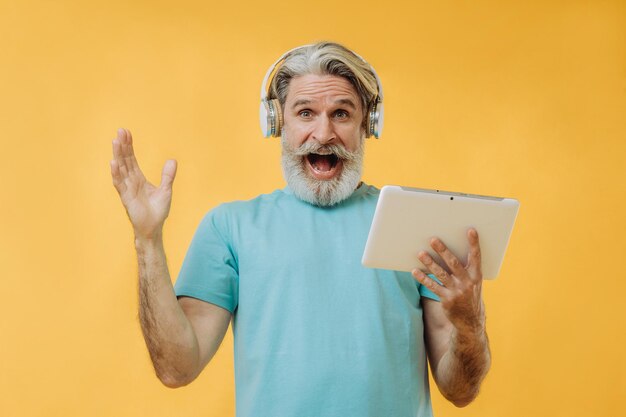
[175, 184, 437, 417]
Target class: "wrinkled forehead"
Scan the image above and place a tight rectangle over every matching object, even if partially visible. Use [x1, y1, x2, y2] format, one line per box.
[285, 74, 361, 109]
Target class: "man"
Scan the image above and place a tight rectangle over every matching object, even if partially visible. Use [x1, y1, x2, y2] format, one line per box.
[110, 42, 490, 417]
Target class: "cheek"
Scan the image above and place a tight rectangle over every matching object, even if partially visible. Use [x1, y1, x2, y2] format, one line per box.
[338, 127, 364, 151]
[284, 123, 312, 145]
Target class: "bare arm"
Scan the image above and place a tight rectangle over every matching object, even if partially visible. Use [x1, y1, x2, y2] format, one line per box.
[413, 229, 491, 407]
[111, 128, 231, 387]
[135, 238, 231, 387]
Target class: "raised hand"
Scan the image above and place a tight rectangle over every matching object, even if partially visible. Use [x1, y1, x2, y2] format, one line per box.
[412, 228, 485, 332]
[110, 128, 177, 240]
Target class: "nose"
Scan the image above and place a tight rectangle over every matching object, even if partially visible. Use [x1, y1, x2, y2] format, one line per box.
[311, 115, 336, 144]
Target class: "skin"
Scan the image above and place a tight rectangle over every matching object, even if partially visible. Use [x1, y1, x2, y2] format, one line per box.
[111, 129, 231, 387]
[413, 230, 491, 406]
[281, 74, 364, 180]
[110, 75, 490, 403]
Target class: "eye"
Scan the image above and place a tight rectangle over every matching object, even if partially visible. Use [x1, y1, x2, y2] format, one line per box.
[334, 110, 349, 119]
[298, 110, 313, 118]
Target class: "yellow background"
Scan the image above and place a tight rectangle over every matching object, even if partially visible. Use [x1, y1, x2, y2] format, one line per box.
[1, 0, 624, 416]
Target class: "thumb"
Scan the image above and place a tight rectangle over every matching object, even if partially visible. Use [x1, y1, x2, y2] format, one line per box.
[160, 159, 177, 191]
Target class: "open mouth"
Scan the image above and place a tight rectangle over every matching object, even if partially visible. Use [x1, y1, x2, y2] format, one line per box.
[305, 153, 343, 180]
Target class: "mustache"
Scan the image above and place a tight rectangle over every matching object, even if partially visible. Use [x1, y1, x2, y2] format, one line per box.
[289, 141, 361, 162]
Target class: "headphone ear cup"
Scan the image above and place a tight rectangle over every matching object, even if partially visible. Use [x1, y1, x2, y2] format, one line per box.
[271, 99, 283, 137]
[366, 98, 383, 139]
[374, 100, 383, 139]
[365, 102, 374, 138]
[260, 100, 272, 138]
[259, 99, 283, 137]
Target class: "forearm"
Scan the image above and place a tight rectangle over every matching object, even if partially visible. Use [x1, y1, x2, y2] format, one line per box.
[434, 325, 491, 407]
[135, 235, 200, 387]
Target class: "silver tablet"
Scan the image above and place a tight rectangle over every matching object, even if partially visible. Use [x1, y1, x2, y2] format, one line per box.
[362, 185, 519, 279]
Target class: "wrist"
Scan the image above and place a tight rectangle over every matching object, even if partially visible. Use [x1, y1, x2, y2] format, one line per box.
[134, 231, 164, 249]
[452, 318, 488, 349]
[451, 300, 486, 336]
[452, 308, 487, 340]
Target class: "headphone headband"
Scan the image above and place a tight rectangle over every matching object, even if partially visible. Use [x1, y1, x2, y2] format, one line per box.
[260, 45, 308, 100]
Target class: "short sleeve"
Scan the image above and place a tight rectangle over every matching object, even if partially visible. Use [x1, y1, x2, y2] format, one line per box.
[418, 274, 441, 301]
[174, 207, 239, 313]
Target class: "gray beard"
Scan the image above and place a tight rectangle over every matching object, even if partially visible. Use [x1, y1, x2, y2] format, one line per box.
[281, 134, 365, 207]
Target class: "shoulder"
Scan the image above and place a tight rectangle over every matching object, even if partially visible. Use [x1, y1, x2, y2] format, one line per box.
[339, 182, 380, 210]
[199, 188, 292, 226]
[215, 188, 293, 214]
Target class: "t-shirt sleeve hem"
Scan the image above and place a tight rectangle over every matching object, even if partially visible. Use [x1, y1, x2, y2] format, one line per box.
[174, 285, 236, 313]
[419, 289, 440, 301]
[418, 274, 441, 302]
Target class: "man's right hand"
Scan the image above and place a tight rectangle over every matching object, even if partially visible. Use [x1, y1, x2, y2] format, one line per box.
[110, 128, 177, 240]
[109, 128, 230, 387]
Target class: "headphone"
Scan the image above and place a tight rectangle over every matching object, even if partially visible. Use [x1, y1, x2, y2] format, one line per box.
[259, 45, 384, 139]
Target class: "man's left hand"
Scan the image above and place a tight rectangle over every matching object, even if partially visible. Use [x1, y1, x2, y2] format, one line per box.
[412, 228, 485, 333]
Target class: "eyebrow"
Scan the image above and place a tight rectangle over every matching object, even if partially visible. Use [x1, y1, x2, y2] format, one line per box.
[291, 98, 357, 110]
[335, 98, 357, 110]
[291, 99, 312, 109]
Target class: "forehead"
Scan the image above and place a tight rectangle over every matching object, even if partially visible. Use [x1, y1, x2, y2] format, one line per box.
[285, 74, 360, 107]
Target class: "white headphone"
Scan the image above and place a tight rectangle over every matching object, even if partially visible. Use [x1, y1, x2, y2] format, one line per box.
[259, 45, 384, 139]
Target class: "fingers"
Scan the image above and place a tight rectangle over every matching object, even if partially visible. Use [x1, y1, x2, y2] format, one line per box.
[429, 238, 465, 277]
[412, 268, 448, 298]
[112, 129, 130, 176]
[418, 250, 453, 287]
[110, 159, 127, 194]
[110, 128, 176, 198]
[467, 228, 482, 277]
[119, 128, 142, 174]
[418, 232, 483, 284]
[111, 128, 147, 180]
[111, 138, 129, 180]
[160, 159, 177, 191]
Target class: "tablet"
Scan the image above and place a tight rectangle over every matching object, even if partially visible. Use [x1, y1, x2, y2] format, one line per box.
[362, 185, 519, 279]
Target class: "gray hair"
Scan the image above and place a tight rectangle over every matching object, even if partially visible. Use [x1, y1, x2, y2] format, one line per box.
[268, 42, 379, 119]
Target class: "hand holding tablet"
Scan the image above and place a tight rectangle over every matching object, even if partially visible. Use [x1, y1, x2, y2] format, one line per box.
[411, 229, 488, 332]
[362, 186, 520, 279]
